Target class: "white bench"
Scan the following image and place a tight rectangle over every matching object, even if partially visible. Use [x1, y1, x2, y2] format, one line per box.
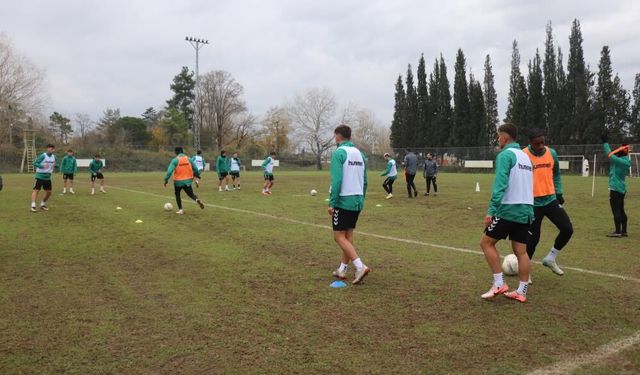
[76, 159, 106, 168]
[251, 160, 280, 167]
[464, 160, 493, 169]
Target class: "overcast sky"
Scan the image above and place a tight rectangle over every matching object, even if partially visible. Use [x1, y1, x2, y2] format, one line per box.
[1, 0, 639, 128]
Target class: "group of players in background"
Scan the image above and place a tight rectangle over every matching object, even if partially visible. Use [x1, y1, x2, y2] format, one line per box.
[30, 145, 106, 212]
[25, 123, 632, 296]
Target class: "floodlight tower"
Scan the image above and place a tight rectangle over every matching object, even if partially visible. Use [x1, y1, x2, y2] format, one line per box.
[185, 36, 209, 150]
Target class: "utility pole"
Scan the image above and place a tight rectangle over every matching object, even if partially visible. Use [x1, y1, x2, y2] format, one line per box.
[185, 36, 209, 151]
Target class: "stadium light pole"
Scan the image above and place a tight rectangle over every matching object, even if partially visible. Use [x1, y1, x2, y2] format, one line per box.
[185, 36, 209, 151]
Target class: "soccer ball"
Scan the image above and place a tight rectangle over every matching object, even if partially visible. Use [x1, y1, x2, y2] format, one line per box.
[163, 202, 174, 211]
[502, 254, 519, 276]
[310, 189, 318, 196]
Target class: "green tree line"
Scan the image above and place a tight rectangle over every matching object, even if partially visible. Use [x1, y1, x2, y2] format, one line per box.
[391, 19, 640, 148]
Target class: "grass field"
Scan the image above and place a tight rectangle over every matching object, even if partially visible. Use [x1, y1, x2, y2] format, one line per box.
[0, 171, 639, 374]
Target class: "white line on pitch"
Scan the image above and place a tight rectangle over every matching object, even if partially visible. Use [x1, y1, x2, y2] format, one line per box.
[527, 330, 640, 375]
[110, 186, 640, 284]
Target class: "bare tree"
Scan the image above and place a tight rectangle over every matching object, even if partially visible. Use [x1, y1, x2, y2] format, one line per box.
[260, 106, 292, 154]
[0, 34, 47, 117]
[287, 87, 340, 170]
[74, 113, 93, 145]
[352, 108, 378, 153]
[230, 112, 257, 149]
[200, 70, 247, 151]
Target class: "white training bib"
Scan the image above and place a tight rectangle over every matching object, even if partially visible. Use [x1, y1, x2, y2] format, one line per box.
[388, 159, 398, 177]
[193, 155, 204, 170]
[230, 158, 240, 172]
[338, 146, 365, 197]
[264, 157, 274, 174]
[502, 148, 534, 205]
[36, 153, 56, 174]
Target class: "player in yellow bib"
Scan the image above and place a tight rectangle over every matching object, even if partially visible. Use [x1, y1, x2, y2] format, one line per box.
[522, 128, 573, 280]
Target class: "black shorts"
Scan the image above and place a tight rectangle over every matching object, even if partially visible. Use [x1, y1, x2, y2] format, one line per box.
[218, 172, 229, 180]
[91, 172, 104, 181]
[33, 178, 52, 191]
[63, 173, 74, 180]
[230, 171, 240, 178]
[264, 174, 274, 181]
[484, 217, 531, 244]
[332, 208, 360, 231]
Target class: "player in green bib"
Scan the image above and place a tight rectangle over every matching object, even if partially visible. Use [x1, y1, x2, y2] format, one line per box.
[31, 144, 56, 212]
[328, 125, 370, 285]
[60, 149, 78, 194]
[89, 154, 106, 195]
[216, 150, 231, 192]
[261, 152, 277, 195]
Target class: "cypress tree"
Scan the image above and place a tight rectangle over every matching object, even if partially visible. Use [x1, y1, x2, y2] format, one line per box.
[555, 47, 569, 143]
[593, 46, 615, 143]
[483, 54, 499, 146]
[505, 40, 528, 142]
[452, 49, 471, 146]
[416, 54, 430, 147]
[611, 74, 630, 143]
[390, 75, 407, 149]
[566, 19, 590, 143]
[543, 22, 559, 142]
[405, 64, 419, 146]
[630, 73, 640, 140]
[468, 73, 486, 147]
[428, 61, 441, 147]
[527, 50, 545, 133]
[437, 55, 453, 146]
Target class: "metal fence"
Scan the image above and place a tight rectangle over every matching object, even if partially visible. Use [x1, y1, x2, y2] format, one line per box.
[385, 144, 640, 176]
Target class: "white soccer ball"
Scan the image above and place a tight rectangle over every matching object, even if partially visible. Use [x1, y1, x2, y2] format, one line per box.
[502, 254, 519, 276]
[310, 189, 318, 196]
[164, 202, 174, 211]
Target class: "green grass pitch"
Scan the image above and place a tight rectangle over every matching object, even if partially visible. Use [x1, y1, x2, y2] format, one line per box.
[0, 171, 638, 374]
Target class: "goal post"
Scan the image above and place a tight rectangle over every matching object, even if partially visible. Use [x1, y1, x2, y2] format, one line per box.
[630, 153, 640, 178]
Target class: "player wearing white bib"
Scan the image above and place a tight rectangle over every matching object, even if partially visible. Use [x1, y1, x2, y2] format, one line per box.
[31, 144, 56, 212]
[381, 153, 397, 199]
[480, 123, 534, 303]
[328, 125, 370, 285]
[261, 152, 276, 195]
[229, 152, 241, 190]
[191, 150, 205, 188]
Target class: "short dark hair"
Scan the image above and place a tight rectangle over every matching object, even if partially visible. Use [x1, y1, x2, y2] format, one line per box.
[334, 124, 351, 139]
[528, 128, 545, 140]
[221, 150, 226, 156]
[67, 149, 73, 153]
[46, 144, 55, 148]
[270, 151, 276, 156]
[197, 150, 202, 155]
[498, 123, 518, 140]
[94, 153, 101, 158]
[174, 147, 183, 155]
